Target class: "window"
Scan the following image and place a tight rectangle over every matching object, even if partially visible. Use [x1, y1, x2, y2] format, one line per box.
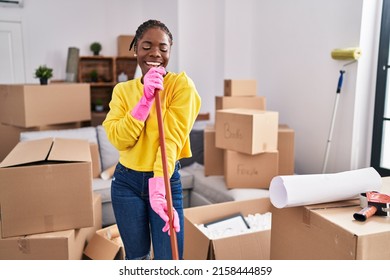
[371, 0, 390, 176]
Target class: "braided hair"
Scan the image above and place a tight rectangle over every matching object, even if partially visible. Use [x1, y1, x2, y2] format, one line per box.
[129, 19, 173, 51]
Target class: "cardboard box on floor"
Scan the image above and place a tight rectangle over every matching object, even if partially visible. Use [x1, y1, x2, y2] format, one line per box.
[224, 150, 278, 189]
[215, 108, 278, 155]
[0, 138, 94, 238]
[0, 193, 102, 260]
[204, 124, 224, 176]
[224, 80, 257, 97]
[0, 83, 91, 128]
[215, 96, 266, 110]
[278, 124, 295, 175]
[84, 224, 125, 260]
[271, 177, 390, 260]
[184, 198, 272, 260]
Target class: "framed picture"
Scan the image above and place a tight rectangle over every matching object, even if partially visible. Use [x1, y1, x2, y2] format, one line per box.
[204, 213, 250, 238]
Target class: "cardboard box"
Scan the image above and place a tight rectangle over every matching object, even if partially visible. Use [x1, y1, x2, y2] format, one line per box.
[224, 150, 278, 189]
[215, 108, 278, 155]
[271, 198, 390, 260]
[224, 80, 257, 97]
[204, 125, 224, 176]
[184, 198, 272, 260]
[0, 122, 83, 162]
[278, 124, 295, 175]
[0, 193, 102, 260]
[0, 138, 94, 238]
[215, 96, 266, 111]
[0, 84, 91, 128]
[89, 142, 102, 178]
[84, 224, 125, 260]
[117, 35, 135, 57]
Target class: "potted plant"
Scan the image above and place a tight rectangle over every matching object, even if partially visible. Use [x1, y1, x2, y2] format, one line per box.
[90, 69, 98, 83]
[34, 65, 53, 85]
[90, 42, 102, 56]
[95, 98, 104, 112]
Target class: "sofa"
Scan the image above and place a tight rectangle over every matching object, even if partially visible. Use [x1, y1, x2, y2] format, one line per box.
[19, 124, 270, 227]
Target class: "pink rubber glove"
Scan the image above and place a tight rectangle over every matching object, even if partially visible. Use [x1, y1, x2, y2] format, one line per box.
[131, 67, 166, 121]
[149, 177, 180, 234]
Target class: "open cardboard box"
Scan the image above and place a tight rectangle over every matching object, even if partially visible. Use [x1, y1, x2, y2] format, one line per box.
[84, 224, 124, 260]
[184, 198, 272, 260]
[0, 138, 94, 238]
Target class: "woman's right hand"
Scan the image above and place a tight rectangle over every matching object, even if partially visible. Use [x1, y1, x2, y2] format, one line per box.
[131, 66, 166, 121]
[143, 66, 166, 101]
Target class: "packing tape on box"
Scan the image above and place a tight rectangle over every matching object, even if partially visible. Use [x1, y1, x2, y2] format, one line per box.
[269, 167, 381, 208]
[331, 47, 361, 60]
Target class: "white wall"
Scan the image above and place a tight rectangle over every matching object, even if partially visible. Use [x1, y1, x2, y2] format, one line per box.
[252, 0, 363, 174]
[177, 0, 381, 175]
[0, 0, 382, 175]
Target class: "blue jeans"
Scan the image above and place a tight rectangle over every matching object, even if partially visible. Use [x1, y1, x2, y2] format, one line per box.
[111, 161, 184, 260]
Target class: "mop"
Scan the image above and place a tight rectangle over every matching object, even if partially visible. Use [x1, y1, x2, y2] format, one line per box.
[154, 89, 179, 260]
[322, 48, 361, 174]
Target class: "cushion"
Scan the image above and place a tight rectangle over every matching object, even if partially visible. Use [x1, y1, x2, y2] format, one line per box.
[179, 168, 194, 190]
[100, 165, 116, 180]
[180, 129, 204, 167]
[20, 126, 98, 143]
[181, 163, 234, 204]
[96, 125, 119, 171]
[92, 178, 112, 204]
[182, 163, 270, 205]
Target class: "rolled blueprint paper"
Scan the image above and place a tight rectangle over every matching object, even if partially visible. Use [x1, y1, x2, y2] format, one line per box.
[269, 167, 381, 208]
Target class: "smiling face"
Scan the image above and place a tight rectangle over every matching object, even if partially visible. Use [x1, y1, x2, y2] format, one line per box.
[135, 27, 172, 76]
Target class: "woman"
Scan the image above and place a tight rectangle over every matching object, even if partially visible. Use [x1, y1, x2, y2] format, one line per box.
[103, 19, 201, 260]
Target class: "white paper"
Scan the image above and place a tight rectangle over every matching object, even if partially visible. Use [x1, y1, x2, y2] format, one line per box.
[197, 212, 272, 240]
[269, 167, 382, 208]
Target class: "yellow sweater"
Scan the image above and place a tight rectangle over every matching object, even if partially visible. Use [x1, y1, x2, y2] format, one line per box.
[103, 71, 201, 177]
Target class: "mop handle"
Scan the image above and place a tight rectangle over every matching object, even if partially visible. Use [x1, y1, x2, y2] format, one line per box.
[154, 89, 179, 260]
[336, 70, 345, 93]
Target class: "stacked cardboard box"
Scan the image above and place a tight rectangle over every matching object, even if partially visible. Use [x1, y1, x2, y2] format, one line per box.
[204, 79, 295, 189]
[0, 84, 91, 162]
[0, 138, 100, 259]
[0, 194, 101, 260]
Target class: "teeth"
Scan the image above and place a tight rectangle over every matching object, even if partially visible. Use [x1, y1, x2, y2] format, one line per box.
[146, 62, 161, 66]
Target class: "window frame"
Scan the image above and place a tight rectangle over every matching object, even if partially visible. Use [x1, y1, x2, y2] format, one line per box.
[371, 0, 390, 176]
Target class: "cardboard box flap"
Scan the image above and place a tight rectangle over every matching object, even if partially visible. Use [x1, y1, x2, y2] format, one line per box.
[0, 138, 91, 168]
[313, 204, 390, 236]
[212, 230, 271, 260]
[305, 199, 360, 210]
[0, 138, 53, 168]
[48, 138, 91, 162]
[183, 216, 212, 259]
